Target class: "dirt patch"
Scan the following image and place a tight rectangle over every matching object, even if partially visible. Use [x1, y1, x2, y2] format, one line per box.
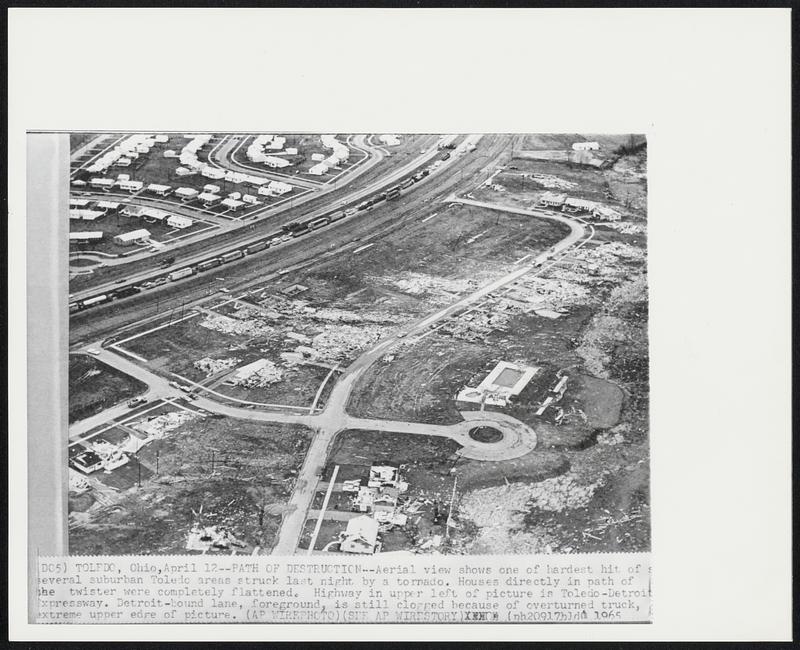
[69, 354, 147, 423]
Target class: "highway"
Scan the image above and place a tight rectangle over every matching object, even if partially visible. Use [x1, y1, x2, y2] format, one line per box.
[70, 134, 461, 302]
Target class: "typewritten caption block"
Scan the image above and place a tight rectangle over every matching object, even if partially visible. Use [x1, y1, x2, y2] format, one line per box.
[37, 554, 651, 624]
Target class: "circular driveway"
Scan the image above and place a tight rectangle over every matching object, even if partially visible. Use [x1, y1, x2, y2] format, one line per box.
[450, 410, 537, 460]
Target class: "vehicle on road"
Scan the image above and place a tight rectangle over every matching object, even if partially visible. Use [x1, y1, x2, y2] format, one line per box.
[86, 348, 101, 356]
[127, 396, 148, 408]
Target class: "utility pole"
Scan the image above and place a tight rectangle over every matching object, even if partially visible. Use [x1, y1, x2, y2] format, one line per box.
[137, 455, 141, 487]
[156, 448, 159, 476]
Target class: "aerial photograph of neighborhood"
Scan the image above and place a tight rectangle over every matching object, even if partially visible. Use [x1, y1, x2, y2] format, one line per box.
[66, 132, 649, 557]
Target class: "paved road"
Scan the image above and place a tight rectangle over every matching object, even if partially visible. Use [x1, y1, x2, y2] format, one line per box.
[71, 134, 460, 302]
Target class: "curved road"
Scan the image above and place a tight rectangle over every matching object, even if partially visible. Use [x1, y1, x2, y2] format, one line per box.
[70, 134, 461, 302]
[70, 196, 592, 554]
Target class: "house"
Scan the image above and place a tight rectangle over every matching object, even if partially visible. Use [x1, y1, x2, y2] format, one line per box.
[198, 192, 222, 206]
[94, 200, 121, 213]
[167, 215, 193, 229]
[201, 167, 226, 180]
[203, 184, 221, 194]
[163, 149, 179, 158]
[175, 166, 194, 176]
[175, 187, 199, 201]
[225, 171, 248, 184]
[308, 163, 328, 176]
[227, 191, 242, 200]
[90, 178, 115, 190]
[267, 180, 292, 195]
[563, 197, 596, 213]
[369, 465, 400, 488]
[242, 194, 259, 205]
[69, 209, 105, 221]
[69, 198, 92, 209]
[311, 153, 325, 162]
[221, 198, 244, 211]
[121, 204, 148, 218]
[117, 180, 144, 192]
[141, 208, 169, 223]
[263, 156, 291, 169]
[114, 229, 151, 245]
[69, 231, 104, 243]
[339, 515, 379, 554]
[572, 141, 600, 151]
[154, 134, 169, 144]
[147, 183, 172, 196]
[70, 449, 104, 474]
[115, 157, 132, 167]
[246, 175, 269, 187]
[353, 486, 375, 513]
[286, 147, 298, 155]
[538, 191, 567, 208]
[592, 205, 623, 221]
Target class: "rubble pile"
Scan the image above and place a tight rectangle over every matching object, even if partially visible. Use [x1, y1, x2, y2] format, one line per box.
[193, 356, 240, 377]
[382, 272, 479, 301]
[311, 324, 385, 362]
[199, 312, 274, 338]
[230, 359, 284, 388]
[510, 276, 592, 309]
[528, 173, 577, 190]
[597, 429, 626, 445]
[308, 307, 402, 325]
[598, 221, 645, 235]
[132, 411, 198, 439]
[439, 307, 513, 342]
[525, 474, 603, 511]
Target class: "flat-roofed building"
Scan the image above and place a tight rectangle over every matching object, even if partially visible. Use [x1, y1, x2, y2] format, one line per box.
[167, 215, 193, 229]
[114, 229, 151, 245]
[175, 187, 199, 201]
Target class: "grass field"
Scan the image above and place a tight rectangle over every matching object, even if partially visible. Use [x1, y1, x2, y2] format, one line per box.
[68, 354, 147, 423]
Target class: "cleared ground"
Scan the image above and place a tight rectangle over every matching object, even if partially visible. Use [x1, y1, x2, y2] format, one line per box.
[68, 354, 147, 423]
[69, 414, 312, 555]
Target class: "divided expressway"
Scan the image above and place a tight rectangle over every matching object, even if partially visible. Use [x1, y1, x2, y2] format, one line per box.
[70, 134, 462, 303]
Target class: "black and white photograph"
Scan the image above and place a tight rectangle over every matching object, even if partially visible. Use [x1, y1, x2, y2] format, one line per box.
[65, 132, 650, 558]
[8, 7, 791, 642]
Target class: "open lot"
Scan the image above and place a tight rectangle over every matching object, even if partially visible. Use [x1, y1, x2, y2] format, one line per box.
[69, 413, 312, 555]
[69, 354, 147, 423]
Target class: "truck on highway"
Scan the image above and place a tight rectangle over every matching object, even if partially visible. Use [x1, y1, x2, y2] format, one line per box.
[220, 250, 244, 263]
[400, 178, 414, 189]
[329, 210, 346, 222]
[110, 286, 141, 300]
[168, 267, 195, 281]
[81, 294, 110, 308]
[196, 258, 223, 272]
[308, 216, 330, 230]
[386, 187, 401, 201]
[245, 240, 269, 254]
